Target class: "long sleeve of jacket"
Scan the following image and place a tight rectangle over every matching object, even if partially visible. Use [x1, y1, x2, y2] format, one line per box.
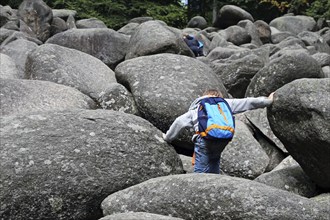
[164, 111, 194, 143]
[225, 97, 272, 114]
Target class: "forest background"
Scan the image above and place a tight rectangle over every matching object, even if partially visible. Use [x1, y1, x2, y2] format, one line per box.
[3, 0, 330, 30]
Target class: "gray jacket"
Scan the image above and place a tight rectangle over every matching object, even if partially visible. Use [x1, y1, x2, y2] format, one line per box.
[164, 96, 273, 142]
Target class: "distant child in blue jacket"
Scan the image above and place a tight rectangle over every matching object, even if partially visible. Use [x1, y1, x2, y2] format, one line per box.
[183, 34, 204, 57]
[163, 89, 274, 174]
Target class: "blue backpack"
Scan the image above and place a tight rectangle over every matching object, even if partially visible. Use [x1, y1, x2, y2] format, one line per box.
[197, 97, 235, 140]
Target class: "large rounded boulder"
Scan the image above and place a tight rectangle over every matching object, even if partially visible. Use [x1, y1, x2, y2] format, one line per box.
[115, 53, 228, 133]
[255, 165, 320, 198]
[46, 28, 130, 69]
[211, 54, 265, 97]
[101, 174, 328, 220]
[0, 79, 96, 116]
[125, 21, 193, 60]
[213, 5, 254, 29]
[0, 38, 38, 78]
[25, 43, 117, 101]
[0, 109, 184, 220]
[269, 15, 316, 35]
[17, 0, 53, 42]
[221, 25, 251, 46]
[245, 50, 323, 97]
[187, 16, 207, 29]
[268, 78, 330, 189]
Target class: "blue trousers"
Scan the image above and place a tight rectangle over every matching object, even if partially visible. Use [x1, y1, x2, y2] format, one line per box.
[193, 136, 229, 174]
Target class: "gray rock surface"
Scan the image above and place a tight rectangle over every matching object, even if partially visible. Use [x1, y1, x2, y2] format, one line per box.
[320, 28, 330, 45]
[270, 15, 316, 35]
[129, 16, 153, 24]
[19, 18, 37, 38]
[98, 83, 139, 115]
[206, 46, 248, 61]
[117, 22, 140, 36]
[0, 109, 184, 220]
[46, 28, 130, 69]
[312, 52, 330, 67]
[187, 16, 207, 29]
[50, 17, 68, 36]
[0, 38, 38, 78]
[208, 33, 230, 52]
[0, 79, 96, 116]
[238, 20, 262, 46]
[221, 120, 269, 179]
[268, 78, 330, 189]
[213, 5, 254, 29]
[272, 156, 298, 171]
[66, 14, 76, 29]
[254, 20, 271, 44]
[102, 174, 329, 220]
[0, 28, 42, 46]
[0, 5, 14, 27]
[99, 212, 185, 220]
[271, 31, 295, 44]
[25, 43, 116, 101]
[244, 108, 286, 153]
[221, 25, 251, 45]
[298, 31, 330, 54]
[3, 20, 19, 31]
[311, 193, 330, 209]
[275, 43, 319, 55]
[322, 65, 330, 78]
[0, 53, 19, 79]
[125, 21, 193, 60]
[0, 28, 16, 44]
[76, 18, 107, 29]
[211, 54, 265, 98]
[179, 154, 194, 173]
[115, 53, 228, 133]
[242, 108, 287, 171]
[255, 165, 320, 198]
[52, 9, 76, 19]
[17, 0, 53, 42]
[246, 50, 323, 97]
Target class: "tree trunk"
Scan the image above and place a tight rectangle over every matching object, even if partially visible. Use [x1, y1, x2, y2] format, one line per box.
[212, 0, 217, 23]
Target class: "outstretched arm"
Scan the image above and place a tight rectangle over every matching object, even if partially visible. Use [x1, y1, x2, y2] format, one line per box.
[163, 111, 193, 143]
[226, 93, 274, 114]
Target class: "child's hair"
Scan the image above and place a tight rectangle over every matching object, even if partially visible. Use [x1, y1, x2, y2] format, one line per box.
[203, 89, 223, 97]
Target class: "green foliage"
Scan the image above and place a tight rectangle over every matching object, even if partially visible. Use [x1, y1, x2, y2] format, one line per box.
[1, 0, 22, 8]
[2, 0, 187, 30]
[187, 0, 282, 23]
[214, 0, 286, 22]
[46, 0, 187, 30]
[258, 0, 330, 20]
[2, 0, 328, 29]
[306, 0, 330, 19]
[142, 3, 187, 28]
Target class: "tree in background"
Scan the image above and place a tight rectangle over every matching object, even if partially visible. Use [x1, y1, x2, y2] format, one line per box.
[2, 0, 329, 29]
[187, 0, 284, 23]
[48, 0, 188, 30]
[2, 0, 187, 30]
[261, 0, 330, 20]
[187, 0, 329, 24]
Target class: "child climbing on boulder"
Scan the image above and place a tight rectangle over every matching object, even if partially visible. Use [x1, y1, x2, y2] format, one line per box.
[183, 33, 204, 57]
[163, 89, 274, 174]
